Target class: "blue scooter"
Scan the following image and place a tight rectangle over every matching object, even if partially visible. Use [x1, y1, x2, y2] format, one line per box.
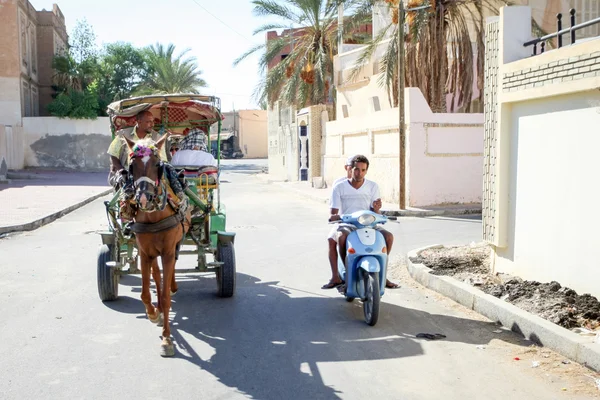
[334, 210, 389, 326]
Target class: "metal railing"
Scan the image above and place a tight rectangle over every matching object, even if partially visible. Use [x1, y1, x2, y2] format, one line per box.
[523, 9, 600, 56]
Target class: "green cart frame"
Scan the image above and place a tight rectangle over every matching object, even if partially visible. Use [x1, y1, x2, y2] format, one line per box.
[96, 94, 236, 301]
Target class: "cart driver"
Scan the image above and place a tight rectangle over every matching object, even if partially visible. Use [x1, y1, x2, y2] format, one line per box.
[107, 110, 169, 188]
[106, 110, 186, 231]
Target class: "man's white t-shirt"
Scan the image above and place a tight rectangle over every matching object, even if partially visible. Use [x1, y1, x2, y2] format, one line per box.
[171, 150, 217, 167]
[332, 176, 347, 188]
[330, 179, 380, 215]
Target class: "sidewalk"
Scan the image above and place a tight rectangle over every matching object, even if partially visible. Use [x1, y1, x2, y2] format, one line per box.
[0, 169, 112, 235]
[255, 173, 482, 217]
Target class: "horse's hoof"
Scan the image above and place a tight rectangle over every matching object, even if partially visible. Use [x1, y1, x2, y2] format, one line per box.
[156, 313, 164, 327]
[160, 338, 175, 357]
[148, 312, 163, 325]
[170, 289, 177, 296]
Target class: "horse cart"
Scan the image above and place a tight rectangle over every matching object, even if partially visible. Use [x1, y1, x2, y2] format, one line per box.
[96, 94, 236, 302]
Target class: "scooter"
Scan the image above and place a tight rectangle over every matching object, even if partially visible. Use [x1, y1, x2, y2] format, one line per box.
[334, 210, 389, 326]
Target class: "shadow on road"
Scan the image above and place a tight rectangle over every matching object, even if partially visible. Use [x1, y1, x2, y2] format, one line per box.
[104, 272, 531, 399]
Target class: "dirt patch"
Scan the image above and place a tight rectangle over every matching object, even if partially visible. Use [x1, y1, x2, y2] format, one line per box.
[411, 243, 600, 332]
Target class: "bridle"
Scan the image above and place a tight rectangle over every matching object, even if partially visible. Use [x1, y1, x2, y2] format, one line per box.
[127, 143, 167, 213]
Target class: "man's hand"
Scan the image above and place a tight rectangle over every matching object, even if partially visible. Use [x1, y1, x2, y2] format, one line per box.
[372, 199, 382, 213]
[329, 214, 341, 222]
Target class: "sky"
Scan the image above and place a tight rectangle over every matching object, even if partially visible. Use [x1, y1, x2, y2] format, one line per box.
[29, 0, 277, 112]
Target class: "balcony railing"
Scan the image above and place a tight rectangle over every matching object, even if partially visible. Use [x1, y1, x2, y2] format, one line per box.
[524, 9, 600, 56]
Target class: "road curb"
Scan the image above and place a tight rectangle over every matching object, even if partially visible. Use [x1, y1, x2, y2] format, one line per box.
[0, 188, 112, 235]
[381, 208, 482, 218]
[406, 244, 600, 372]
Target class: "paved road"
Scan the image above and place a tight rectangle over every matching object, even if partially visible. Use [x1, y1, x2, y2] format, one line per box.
[0, 169, 594, 400]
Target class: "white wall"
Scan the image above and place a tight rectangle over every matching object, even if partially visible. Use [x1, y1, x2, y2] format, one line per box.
[0, 124, 25, 170]
[495, 90, 600, 296]
[22, 117, 111, 169]
[486, 5, 600, 298]
[0, 77, 22, 126]
[406, 89, 484, 206]
[325, 89, 484, 206]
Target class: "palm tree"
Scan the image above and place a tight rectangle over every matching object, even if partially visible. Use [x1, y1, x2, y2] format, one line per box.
[135, 43, 207, 95]
[234, 0, 371, 109]
[51, 53, 98, 93]
[353, 0, 546, 112]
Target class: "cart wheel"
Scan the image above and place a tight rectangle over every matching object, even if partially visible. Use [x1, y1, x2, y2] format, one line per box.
[216, 242, 236, 298]
[97, 244, 119, 301]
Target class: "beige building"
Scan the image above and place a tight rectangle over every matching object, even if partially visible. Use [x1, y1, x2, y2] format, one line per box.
[483, 5, 600, 299]
[218, 110, 268, 159]
[0, 1, 67, 125]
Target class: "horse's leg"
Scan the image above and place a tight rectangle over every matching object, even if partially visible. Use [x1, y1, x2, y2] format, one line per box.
[140, 252, 159, 322]
[150, 258, 163, 324]
[170, 267, 178, 296]
[160, 250, 177, 357]
[172, 227, 186, 296]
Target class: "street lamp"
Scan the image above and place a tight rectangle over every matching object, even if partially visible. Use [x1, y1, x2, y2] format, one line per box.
[398, 1, 431, 210]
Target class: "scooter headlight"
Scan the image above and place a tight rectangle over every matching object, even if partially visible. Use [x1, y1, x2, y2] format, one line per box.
[357, 214, 376, 226]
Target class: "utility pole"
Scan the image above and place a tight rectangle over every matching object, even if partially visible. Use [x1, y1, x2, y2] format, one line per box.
[398, 1, 431, 210]
[398, 0, 406, 209]
[338, 3, 344, 53]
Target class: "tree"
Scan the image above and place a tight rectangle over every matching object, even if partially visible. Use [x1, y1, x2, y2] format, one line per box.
[48, 19, 101, 118]
[95, 42, 148, 112]
[134, 43, 207, 95]
[234, 0, 371, 109]
[354, 0, 547, 113]
[70, 18, 99, 64]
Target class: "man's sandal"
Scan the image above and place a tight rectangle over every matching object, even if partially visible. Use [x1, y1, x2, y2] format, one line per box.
[321, 280, 344, 289]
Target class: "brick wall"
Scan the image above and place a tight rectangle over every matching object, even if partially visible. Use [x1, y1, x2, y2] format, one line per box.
[503, 50, 600, 92]
[0, 0, 20, 79]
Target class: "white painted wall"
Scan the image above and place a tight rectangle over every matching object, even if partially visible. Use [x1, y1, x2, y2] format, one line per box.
[22, 117, 110, 136]
[0, 125, 25, 170]
[495, 90, 600, 297]
[325, 88, 484, 206]
[488, 5, 600, 298]
[406, 89, 484, 206]
[0, 77, 22, 126]
[21, 117, 111, 168]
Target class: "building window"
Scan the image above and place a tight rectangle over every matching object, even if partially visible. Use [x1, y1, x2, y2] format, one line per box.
[22, 82, 31, 117]
[574, 0, 600, 39]
[31, 86, 39, 116]
[30, 26, 37, 74]
[20, 14, 27, 68]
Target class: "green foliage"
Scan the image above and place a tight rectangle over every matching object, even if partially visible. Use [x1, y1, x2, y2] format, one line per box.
[134, 43, 207, 95]
[47, 92, 73, 117]
[95, 42, 148, 114]
[48, 19, 207, 117]
[47, 85, 100, 119]
[234, 0, 371, 109]
[70, 19, 98, 64]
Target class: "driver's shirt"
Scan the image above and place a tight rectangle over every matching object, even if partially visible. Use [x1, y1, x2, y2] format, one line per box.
[330, 179, 380, 215]
[107, 126, 168, 169]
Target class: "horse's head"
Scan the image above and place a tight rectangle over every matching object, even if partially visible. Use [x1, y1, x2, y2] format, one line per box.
[123, 135, 168, 213]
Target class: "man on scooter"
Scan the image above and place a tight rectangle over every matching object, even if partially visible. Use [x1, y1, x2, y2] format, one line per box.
[322, 154, 399, 290]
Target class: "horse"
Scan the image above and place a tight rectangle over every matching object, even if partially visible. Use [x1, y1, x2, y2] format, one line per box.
[122, 135, 190, 357]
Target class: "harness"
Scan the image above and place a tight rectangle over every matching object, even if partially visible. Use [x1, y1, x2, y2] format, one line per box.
[122, 142, 189, 234]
